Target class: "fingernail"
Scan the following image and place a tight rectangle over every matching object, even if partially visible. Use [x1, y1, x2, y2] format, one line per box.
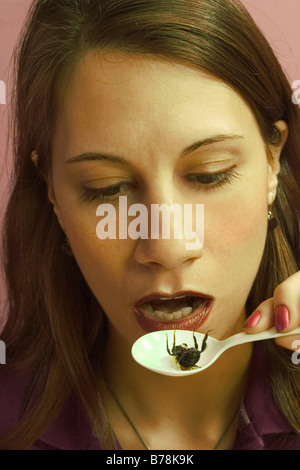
[275, 305, 290, 332]
[243, 311, 261, 328]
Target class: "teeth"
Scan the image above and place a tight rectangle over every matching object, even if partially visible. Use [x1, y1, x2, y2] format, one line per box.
[174, 308, 187, 319]
[158, 296, 186, 300]
[140, 305, 193, 321]
[193, 298, 204, 309]
[155, 310, 165, 319]
[182, 306, 193, 316]
[155, 307, 193, 321]
[142, 304, 154, 314]
[139, 297, 208, 321]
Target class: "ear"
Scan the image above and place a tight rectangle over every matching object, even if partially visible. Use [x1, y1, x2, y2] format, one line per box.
[31, 150, 64, 227]
[47, 177, 63, 226]
[31, 150, 39, 167]
[267, 120, 288, 205]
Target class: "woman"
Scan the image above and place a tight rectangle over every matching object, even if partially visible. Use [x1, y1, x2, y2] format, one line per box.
[0, 0, 299, 450]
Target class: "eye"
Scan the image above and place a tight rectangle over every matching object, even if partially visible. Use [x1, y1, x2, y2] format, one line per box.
[80, 182, 134, 203]
[186, 166, 240, 191]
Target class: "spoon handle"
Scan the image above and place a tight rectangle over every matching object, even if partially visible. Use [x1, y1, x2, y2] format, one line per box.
[222, 326, 300, 351]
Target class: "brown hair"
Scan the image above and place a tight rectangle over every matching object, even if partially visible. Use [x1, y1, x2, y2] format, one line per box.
[1, 0, 299, 449]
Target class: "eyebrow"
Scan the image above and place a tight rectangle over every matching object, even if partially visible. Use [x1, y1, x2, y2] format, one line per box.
[181, 134, 244, 156]
[65, 134, 244, 165]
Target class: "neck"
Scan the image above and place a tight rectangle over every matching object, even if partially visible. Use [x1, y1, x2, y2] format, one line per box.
[100, 327, 252, 449]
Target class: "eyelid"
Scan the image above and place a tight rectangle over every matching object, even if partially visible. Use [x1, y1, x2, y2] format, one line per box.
[80, 181, 134, 203]
[182, 157, 237, 172]
[82, 175, 132, 186]
[186, 164, 236, 177]
[186, 166, 240, 190]
[79, 166, 240, 203]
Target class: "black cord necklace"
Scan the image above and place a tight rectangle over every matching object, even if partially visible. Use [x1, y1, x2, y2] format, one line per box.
[106, 381, 240, 450]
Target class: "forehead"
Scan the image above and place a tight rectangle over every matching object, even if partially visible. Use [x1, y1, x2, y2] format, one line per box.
[52, 51, 259, 158]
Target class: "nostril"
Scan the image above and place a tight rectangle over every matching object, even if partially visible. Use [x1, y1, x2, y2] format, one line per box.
[133, 237, 202, 270]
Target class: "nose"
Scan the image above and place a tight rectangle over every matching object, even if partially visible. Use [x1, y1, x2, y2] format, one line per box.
[133, 201, 204, 270]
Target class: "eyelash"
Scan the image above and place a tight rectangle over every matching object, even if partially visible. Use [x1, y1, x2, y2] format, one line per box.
[186, 166, 240, 191]
[80, 182, 132, 203]
[80, 167, 240, 203]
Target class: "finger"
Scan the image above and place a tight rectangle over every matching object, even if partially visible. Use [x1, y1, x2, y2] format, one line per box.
[243, 272, 300, 351]
[275, 334, 300, 352]
[244, 299, 300, 350]
[273, 274, 300, 334]
[273, 273, 300, 349]
[243, 297, 274, 333]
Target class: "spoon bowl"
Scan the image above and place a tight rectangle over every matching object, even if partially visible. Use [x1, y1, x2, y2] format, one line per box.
[131, 327, 300, 377]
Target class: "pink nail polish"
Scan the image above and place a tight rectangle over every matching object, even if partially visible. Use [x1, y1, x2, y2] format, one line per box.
[243, 311, 261, 328]
[275, 305, 290, 332]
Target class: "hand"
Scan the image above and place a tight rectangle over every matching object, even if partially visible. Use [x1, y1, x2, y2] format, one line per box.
[243, 271, 300, 352]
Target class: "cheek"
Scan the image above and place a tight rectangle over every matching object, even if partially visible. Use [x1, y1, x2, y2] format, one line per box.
[64, 212, 134, 304]
[205, 187, 268, 293]
[222, 196, 267, 249]
[207, 157, 269, 249]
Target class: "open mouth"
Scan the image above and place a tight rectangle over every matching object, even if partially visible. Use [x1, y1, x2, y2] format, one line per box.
[134, 292, 214, 332]
[139, 296, 208, 321]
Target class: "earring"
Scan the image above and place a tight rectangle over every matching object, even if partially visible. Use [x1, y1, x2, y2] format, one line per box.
[268, 209, 278, 232]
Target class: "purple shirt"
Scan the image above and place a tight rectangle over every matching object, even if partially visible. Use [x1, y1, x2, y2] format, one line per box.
[0, 343, 299, 450]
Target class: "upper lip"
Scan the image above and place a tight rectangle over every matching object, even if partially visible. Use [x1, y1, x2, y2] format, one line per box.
[134, 290, 214, 307]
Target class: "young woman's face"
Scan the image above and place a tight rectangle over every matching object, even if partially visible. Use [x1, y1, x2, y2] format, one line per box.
[49, 52, 283, 345]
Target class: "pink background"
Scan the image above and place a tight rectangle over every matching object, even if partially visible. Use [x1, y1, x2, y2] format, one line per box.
[0, 0, 300, 319]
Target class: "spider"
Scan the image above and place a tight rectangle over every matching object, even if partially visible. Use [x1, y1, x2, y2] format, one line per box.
[166, 330, 211, 370]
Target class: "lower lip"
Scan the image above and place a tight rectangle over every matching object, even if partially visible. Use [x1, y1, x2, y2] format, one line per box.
[133, 299, 214, 333]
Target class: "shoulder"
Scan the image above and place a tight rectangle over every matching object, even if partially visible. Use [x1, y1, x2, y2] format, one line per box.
[0, 368, 28, 438]
[234, 342, 300, 450]
[0, 367, 103, 450]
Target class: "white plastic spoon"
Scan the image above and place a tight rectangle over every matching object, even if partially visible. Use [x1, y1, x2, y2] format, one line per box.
[131, 327, 300, 377]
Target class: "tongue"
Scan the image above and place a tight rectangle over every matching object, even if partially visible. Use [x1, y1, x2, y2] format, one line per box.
[148, 297, 194, 312]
